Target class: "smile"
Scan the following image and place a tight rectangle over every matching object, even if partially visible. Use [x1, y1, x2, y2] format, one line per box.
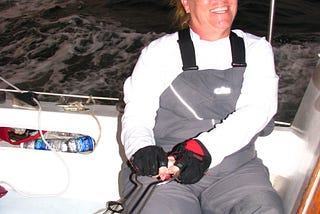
[210, 7, 228, 13]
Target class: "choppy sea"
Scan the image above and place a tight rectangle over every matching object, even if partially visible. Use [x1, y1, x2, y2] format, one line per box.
[0, 0, 319, 122]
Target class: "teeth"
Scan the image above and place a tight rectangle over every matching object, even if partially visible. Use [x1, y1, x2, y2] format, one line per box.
[210, 7, 228, 13]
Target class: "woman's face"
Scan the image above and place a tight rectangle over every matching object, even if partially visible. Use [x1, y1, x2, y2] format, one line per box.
[181, 0, 238, 40]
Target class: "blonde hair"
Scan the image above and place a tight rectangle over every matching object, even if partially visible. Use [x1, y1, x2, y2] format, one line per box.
[169, 0, 190, 29]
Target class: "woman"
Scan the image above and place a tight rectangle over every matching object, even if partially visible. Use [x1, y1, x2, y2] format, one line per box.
[120, 0, 284, 213]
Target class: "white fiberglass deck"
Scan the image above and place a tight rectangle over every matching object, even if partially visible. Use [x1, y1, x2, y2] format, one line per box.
[0, 102, 123, 213]
[0, 101, 309, 214]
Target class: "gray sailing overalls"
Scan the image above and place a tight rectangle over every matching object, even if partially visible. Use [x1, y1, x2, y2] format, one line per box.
[119, 29, 283, 214]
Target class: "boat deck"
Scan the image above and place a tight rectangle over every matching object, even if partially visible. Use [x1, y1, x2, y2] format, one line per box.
[0, 88, 319, 213]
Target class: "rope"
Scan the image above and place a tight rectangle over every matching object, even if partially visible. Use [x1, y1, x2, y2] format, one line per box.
[0, 76, 104, 197]
[0, 98, 71, 197]
[0, 88, 119, 101]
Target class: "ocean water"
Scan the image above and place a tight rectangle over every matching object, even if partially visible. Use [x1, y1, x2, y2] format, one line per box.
[0, 0, 319, 122]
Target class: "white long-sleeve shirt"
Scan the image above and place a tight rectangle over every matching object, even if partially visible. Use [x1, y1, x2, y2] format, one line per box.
[121, 29, 278, 168]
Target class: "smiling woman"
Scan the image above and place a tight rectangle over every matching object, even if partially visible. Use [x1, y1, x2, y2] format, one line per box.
[174, 0, 238, 40]
[119, 0, 283, 213]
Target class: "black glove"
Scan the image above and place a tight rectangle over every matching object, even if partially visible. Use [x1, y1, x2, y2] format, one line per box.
[129, 145, 168, 176]
[169, 139, 211, 184]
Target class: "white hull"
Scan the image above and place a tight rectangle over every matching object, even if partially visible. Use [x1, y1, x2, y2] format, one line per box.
[0, 103, 122, 213]
[0, 59, 319, 213]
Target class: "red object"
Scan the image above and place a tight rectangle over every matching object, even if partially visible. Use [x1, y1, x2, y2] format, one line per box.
[0, 127, 45, 145]
[0, 185, 8, 198]
[185, 139, 204, 156]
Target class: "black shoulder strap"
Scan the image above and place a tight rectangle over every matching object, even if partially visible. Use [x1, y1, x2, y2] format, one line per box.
[229, 32, 247, 67]
[177, 28, 247, 70]
[178, 28, 199, 71]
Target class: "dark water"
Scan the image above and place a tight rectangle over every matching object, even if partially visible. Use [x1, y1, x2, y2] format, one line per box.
[0, 0, 319, 122]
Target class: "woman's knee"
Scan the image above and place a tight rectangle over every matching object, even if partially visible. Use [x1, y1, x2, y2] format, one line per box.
[230, 190, 284, 214]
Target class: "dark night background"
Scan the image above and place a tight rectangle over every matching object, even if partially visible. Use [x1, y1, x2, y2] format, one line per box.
[0, 0, 319, 122]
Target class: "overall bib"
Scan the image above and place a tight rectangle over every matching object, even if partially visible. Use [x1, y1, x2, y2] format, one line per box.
[154, 29, 257, 171]
[119, 29, 283, 214]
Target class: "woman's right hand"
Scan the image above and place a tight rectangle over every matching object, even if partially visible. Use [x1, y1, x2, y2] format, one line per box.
[130, 145, 168, 177]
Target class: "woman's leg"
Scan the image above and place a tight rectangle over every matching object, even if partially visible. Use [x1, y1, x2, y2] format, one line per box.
[200, 158, 284, 214]
[119, 163, 202, 214]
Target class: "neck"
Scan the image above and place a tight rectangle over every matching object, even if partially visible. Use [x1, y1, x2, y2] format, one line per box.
[190, 26, 231, 41]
